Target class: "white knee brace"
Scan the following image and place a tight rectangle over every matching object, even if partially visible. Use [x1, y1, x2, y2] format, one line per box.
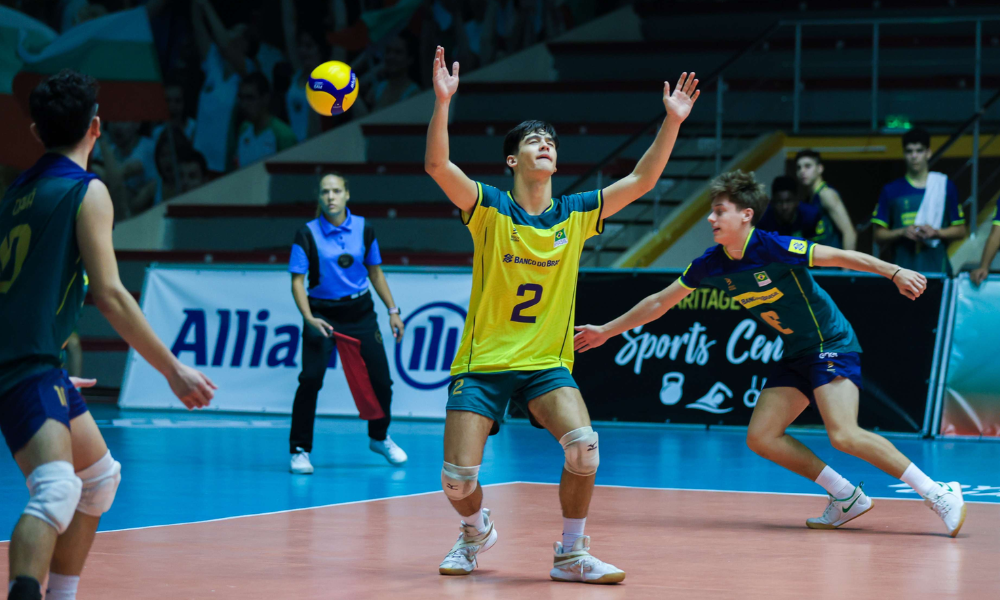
[75, 451, 122, 517]
[441, 462, 479, 501]
[24, 461, 82, 534]
[560, 426, 600, 476]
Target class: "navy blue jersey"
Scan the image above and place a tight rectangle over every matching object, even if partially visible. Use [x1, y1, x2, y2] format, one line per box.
[678, 228, 861, 358]
[0, 154, 98, 395]
[806, 183, 843, 248]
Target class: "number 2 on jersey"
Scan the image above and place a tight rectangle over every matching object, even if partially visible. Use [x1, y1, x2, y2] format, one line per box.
[510, 283, 543, 323]
[0, 224, 31, 294]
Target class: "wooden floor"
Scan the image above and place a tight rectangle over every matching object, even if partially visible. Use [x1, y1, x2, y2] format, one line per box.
[6, 483, 996, 599]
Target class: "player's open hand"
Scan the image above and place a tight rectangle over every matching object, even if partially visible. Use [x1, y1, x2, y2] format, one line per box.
[168, 363, 217, 409]
[893, 268, 927, 300]
[664, 72, 700, 122]
[69, 377, 97, 389]
[574, 324, 611, 353]
[432, 46, 459, 102]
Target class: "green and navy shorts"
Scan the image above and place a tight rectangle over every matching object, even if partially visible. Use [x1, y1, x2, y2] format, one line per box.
[446, 367, 578, 435]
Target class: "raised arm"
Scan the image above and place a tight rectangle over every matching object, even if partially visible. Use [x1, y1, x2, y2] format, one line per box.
[190, 0, 211, 62]
[812, 245, 926, 300]
[197, 0, 249, 76]
[424, 46, 477, 213]
[601, 73, 700, 219]
[281, 0, 303, 73]
[77, 181, 216, 408]
[818, 187, 856, 251]
[574, 280, 693, 352]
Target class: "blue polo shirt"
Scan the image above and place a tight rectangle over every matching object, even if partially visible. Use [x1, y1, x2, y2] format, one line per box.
[288, 210, 382, 300]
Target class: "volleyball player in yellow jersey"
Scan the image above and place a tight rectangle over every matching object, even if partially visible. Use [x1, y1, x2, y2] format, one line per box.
[424, 46, 700, 583]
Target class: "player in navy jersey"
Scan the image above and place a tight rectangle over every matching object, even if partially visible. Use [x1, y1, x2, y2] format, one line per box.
[575, 170, 967, 537]
[1, 70, 215, 600]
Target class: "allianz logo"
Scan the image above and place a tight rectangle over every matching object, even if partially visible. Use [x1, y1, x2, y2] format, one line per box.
[395, 302, 468, 390]
[170, 309, 300, 368]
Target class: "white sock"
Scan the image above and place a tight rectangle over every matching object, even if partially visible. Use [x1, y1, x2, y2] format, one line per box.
[465, 509, 487, 534]
[900, 463, 938, 498]
[46, 573, 80, 600]
[814, 465, 856, 499]
[561, 517, 586, 550]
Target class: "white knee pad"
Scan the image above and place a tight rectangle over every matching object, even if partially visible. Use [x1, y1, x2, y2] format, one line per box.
[560, 426, 600, 476]
[75, 451, 122, 517]
[441, 462, 479, 501]
[24, 461, 82, 534]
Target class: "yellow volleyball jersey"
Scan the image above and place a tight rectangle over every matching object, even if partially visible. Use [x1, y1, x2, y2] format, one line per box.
[451, 182, 604, 375]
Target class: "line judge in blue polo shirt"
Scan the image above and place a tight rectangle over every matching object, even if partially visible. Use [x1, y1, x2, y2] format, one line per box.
[288, 171, 407, 474]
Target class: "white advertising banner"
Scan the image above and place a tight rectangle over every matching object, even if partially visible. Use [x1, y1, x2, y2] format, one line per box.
[120, 266, 472, 418]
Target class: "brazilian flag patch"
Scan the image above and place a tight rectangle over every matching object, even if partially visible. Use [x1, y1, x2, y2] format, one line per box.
[755, 271, 772, 287]
[554, 228, 568, 248]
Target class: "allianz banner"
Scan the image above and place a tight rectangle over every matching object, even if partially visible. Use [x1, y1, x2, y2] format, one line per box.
[120, 266, 472, 417]
[568, 271, 944, 433]
[940, 275, 1000, 437]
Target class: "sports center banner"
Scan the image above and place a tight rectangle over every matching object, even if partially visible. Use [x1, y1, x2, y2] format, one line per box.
[940, 275, 1000, 437]
[566, 271, 945, 433]
[120, 266, 472, 418]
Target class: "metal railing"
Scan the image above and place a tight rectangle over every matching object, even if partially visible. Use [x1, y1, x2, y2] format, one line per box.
[567, 12, 1000, 252]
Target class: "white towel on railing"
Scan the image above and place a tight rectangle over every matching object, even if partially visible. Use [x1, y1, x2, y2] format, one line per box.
[914, 171, 948, 248]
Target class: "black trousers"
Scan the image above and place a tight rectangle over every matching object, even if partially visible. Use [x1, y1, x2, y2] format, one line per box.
[289, 292, 393, 453]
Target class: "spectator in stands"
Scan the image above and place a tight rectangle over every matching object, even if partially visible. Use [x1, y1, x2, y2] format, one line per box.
[231, 72, 297, 169]
[91, 121, 158, 219]
[177, 148, 209, 192]
[795, 149, 856, 250]
[364, 33, 421, 111]
[757, 175, 822, 239]
[281, 0, 326, 142]
[152, 76, 197, 147]
[190, 0, 256, 174]
[420, 0, 499, 83]
[872, 127, 967, 274]
[154, 124, 193, 203]
[971, 205, 1000, 287]
[503, 0, 565, 55]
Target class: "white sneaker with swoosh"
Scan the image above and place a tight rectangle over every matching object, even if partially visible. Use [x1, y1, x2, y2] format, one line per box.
[806, 483, 873, 529]
[924, 481, 966, 537]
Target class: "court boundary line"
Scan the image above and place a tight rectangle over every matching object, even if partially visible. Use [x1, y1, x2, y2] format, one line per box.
[3, 480, 994, 543]
[521, 481, 1000, 505]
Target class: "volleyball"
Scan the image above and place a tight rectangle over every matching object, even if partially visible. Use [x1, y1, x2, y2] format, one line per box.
[305, 61, 359, 116]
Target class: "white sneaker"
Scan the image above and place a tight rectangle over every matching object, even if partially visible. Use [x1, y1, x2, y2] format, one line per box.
[806, 483, 873, 529]
[924, 481, 967, 537]
[439, 509, 498, 576]
[290, 448, 313, 474]
[370, 436, 408, 465]
[550, 536, 625, 584]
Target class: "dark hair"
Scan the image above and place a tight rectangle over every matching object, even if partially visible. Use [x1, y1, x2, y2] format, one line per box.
[771, 175, 798, 197]
[241, 71, 271, 96]
[709, 170, 768, 225]
[795, 149, 822, 166]
[178, 148, 208, 174]
[502, 120, 559, 174]
[29, 69, 99, 149]
[902, 127, 931, 150]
